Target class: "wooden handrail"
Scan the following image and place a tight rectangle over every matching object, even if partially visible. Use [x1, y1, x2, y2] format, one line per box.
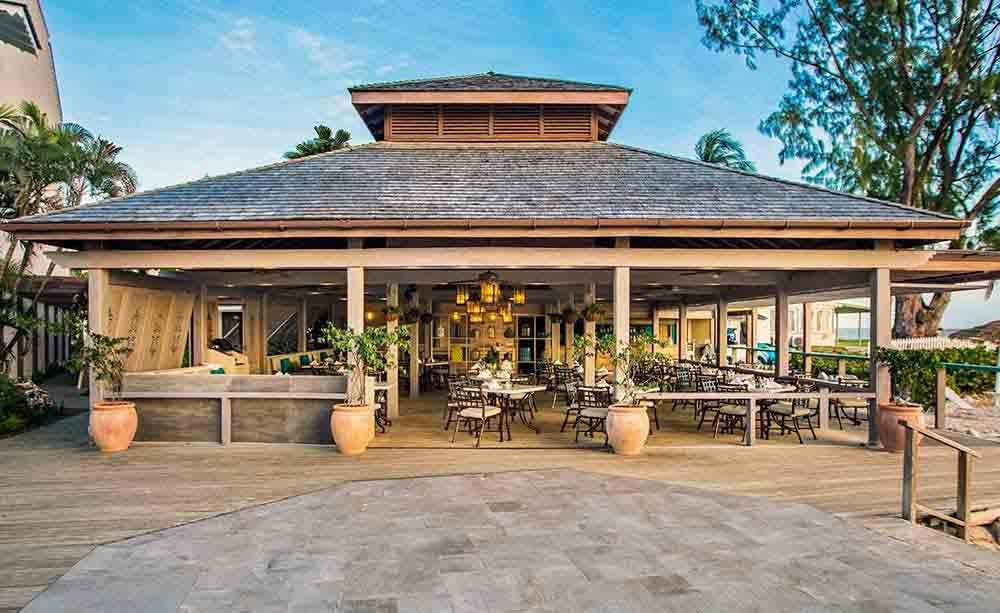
[898, 420, 980, 457]
[899, 419, 983, 542]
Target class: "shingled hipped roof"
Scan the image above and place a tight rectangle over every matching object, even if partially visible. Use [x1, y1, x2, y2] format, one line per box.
[9, 142, 960, 234]
[349, 71, 632, 92]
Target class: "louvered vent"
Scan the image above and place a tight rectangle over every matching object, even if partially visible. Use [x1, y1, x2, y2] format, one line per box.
[542, 105, 592, 139]
[493, 105, 541, 139]
[385, 104, 595, 141]
[441, 105, 490, 138]
[388, 105, 438, 140]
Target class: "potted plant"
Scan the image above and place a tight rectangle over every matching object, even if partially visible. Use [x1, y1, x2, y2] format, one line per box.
[382, 305, 401, 323]
[403, 306, 422, 325]
[875, 348, 930, 452]
[577, 332, 658, 455]
[581, 303, 605, 323]
[419, 312, 434, 325]
[561, 306, 579, 324]
[548, 312, 563, 325]
[67, 313, 135, 453]
[321, 323, 410, 455]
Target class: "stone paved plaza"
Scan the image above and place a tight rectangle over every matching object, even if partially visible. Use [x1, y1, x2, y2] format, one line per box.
[22, 469, 1000, 612]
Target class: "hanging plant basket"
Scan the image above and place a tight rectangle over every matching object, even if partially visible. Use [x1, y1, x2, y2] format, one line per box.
[561, 307, 579, 323]
[582, 304, 605, 323]
[383, 306, 401, 322]
[419, 312, 434, 324]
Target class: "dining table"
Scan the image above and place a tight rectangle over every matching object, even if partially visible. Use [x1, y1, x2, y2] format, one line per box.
[465, 383, 547, 437]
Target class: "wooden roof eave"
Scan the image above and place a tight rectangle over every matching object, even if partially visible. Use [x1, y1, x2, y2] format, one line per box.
[6, 216, 967, 246]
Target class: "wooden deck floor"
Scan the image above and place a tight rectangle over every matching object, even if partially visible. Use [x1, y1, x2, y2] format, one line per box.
[2, 400, 999, 611]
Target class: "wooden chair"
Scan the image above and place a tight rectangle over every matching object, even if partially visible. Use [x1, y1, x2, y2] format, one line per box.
[767, 380, 818, 444]
[574, 385, 611, 445]
[450, 386, 504, 448]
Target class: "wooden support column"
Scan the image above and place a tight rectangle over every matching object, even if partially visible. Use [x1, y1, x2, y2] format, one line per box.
[87, 269, 109, 408]
[298, 296, 308, 352]
[613, 267, 630, 399]
[652, 305, 662, 353]
[43, 303, 50, 371]
[677, 303, 688, 361]
[716, 298, 728, 367]
[802, 302, 815, 376]
[192, 284, 206, 366]
[584, 282, 596, 386]
[386, 283, 400, 418]
[564, 293, 575, 364]
[347, 267, 365, 402]
[421, 288, 433, 361]
[259, 294, 269, 374]
[935, 366, 947, 429]
[550, 299, 561, 364]
[775, 286, 789, 377]
[869, 267, 891, 447]
[409, 289, 420, 400]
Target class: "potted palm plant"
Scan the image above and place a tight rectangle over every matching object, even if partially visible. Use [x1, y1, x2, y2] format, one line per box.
[321, 323, 410, 455]
[561, 306, 579, 324]
[67, 313, 135, 453]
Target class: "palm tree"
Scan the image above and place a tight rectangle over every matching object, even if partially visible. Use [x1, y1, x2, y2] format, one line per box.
[284, 125, 350, 159]
[695, 129, 756, 172]
[65, 130, 138, 207]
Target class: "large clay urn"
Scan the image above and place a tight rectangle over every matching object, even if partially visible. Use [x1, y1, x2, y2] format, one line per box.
[90, 401, 138, 453]
[606, 404, 650, 456]
[878, 402, 924, 453]
[331, 403, 374, 456]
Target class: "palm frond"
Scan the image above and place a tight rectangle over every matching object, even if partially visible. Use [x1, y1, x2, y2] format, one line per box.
[695, 129, 756, 172]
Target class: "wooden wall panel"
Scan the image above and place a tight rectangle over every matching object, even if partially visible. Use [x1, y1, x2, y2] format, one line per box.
[231, 399, 333, 444]
[108, 281, 196, 372]
[133, 399, 220, 442]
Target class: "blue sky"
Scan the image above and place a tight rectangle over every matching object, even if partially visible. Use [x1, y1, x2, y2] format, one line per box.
[44, 0, 998, 328]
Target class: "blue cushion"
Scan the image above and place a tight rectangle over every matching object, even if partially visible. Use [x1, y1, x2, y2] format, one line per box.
[299, 354, 312, 366]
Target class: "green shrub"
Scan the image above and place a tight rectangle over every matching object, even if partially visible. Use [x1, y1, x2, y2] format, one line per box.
[876, 346, 998, 407]
[0, 373, 56, 434]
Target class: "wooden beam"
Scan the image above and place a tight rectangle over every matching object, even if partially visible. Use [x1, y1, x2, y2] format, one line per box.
[409, 289, 420, 400]
[716, 298, 728, 367]
[46, 247, 937, 272]
[584, 283, 596, 386]
[775, 286, 789, 377]
[192, 284, 206, 366]
[386, 284, 399, 419]
[614, 267, 630, 399]
[677, 303, 688, 361]
[869, 267, 891, 447]
[87, 269, 110, 407]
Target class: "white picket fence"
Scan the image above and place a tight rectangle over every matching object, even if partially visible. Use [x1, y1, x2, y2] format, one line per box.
[889, 336, 997, 351]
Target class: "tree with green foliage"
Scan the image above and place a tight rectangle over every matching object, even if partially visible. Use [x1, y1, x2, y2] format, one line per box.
[698, 0, 1000, 337]
[283, 125, 351, 159]
[0, 101, 137, 370]
[695, 128, 757, 171]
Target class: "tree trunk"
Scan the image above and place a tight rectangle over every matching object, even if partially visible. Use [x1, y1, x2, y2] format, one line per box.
[892, 293, 951, 338]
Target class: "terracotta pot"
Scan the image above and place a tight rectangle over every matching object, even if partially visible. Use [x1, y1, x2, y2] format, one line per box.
[606, 404, 650, 456]
[331, 403, 374, 456]
[878, 402, 924, 453]
[90, 401, 138, 453]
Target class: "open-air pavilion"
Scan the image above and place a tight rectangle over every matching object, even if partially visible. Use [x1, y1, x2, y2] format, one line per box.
[7, 72, 1000, 450]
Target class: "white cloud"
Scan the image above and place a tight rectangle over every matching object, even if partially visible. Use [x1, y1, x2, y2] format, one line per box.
[290, 28, 361, 75]
[220, 17, 256, 53]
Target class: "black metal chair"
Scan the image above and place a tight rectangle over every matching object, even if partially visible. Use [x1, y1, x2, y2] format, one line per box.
[574, 385, 612, 445]
[766, 380, 818, 444]
[449, 385, 504, 447]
